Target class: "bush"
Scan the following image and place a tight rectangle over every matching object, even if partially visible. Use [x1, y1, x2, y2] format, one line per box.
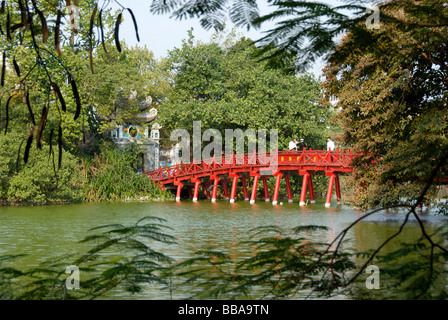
[84, 142, 171, 202]
[0, 130, 85, 205]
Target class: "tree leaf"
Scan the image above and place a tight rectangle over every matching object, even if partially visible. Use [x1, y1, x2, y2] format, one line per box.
[4, 95, 13, 134]
[51, 82, 66, 112]
[17, 0, 28, 30]
[24, 127, 34, 164]
[13, 57, 21, 77]
[55, 10, 62, 55]
[89, 3, 98, 73]
[58, 125, 63, 169]
[99, 9, 108, 53]
[1, 51, 5, 86]
[25, 91, 36, 126]
[48, 127, 54, 157]
[34, 5, 48, 44]
[36, 105, 48, 149]
[6, 10, 11, 41]
[115, 12, 123, 53]
[127, 8, 140, 42]
[71, 77, 81, 120]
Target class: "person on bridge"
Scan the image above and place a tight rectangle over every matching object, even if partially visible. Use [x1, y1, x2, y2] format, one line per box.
[289, 139, 298, 151]
[297, 138, 307, 151]
[327, 137, 335, 151]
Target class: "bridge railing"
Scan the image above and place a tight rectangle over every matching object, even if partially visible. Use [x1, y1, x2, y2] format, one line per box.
[146, 149, 362, 182]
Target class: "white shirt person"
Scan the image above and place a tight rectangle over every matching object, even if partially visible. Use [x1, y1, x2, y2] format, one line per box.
[327, 137, 335, 151]
[289, 139, 297, 150]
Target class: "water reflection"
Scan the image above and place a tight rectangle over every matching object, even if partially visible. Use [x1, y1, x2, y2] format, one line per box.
[0, 201, 446, 299]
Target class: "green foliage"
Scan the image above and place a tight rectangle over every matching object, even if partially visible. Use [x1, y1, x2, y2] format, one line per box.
[0, 129, 85, 205]
[80, 42, 172, 135]
[322, 1, 448, 209]
[84, 142, 172, 202]
[0, 216, 175, 300]
[0, 5, 172, 205]
[150, 0, 259, 31]
[0, 130, 171, 205]
[159, 31, 333, 152]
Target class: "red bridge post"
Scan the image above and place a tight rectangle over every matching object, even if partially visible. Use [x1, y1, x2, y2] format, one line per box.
[250, 173, 260, 204]
[192, 178, 201, 202]
[262, 176, 270, 202]
[211, 175, 220, 203]
[230, 173, 239, 203]
[284, 175, 293, 203]
[272, 172, 283, 205]
[299, 172, 309, 206]
[325, 173, 337, 207]
[335, 175, 342, 204]
[221, 179, 230, 200]
[175, 181, 183, 201]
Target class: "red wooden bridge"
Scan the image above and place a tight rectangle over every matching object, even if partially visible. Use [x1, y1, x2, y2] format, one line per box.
[145, 149, 362, 207]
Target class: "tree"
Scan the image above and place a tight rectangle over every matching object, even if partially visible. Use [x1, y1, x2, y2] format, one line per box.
[159, 30, 334, 152]
[0, 0, 146, 165]
[0, 0, 173, 204]
[151, 1, 448, 71]
[322, 1, 448, 208]
[79, 42, 172, 136]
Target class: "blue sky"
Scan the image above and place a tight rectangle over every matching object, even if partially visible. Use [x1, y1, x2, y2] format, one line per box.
[112, 0, 348, 78]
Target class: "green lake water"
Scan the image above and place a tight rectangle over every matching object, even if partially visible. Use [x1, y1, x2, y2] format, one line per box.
[0, 199, 446, 299]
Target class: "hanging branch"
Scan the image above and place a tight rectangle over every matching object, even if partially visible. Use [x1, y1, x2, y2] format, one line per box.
[89, 3, 98, 73]
[114, 12, 122, 53]
[1, 51, 5, 87]
[25, 90, 36, 126]
[55, 10, 62, 56]
[24, 127, 35, 164]
[36, 105, 49, 149]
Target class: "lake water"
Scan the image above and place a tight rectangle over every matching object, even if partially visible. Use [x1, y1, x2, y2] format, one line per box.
[0, 199, 446, 299]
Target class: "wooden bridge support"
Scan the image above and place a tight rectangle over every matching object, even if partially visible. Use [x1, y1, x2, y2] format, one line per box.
[250, 173, 260, 204]
[325, 173, 341, 207]
[221, 179, 230, 200]
[300, 172, 309, 206]
[175, 182, 183, 201]
[230, 174, 239, 203]
[262, 176, 270, 202]
[192, 179, 201, 202]
[297, 171, 316, 206]
[335, 175, 342, 204]
[211, 176, 220, 203]
[272, 172, 283, 205]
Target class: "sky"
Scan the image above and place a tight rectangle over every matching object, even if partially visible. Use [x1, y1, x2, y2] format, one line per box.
[111, 0, 348, 78]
